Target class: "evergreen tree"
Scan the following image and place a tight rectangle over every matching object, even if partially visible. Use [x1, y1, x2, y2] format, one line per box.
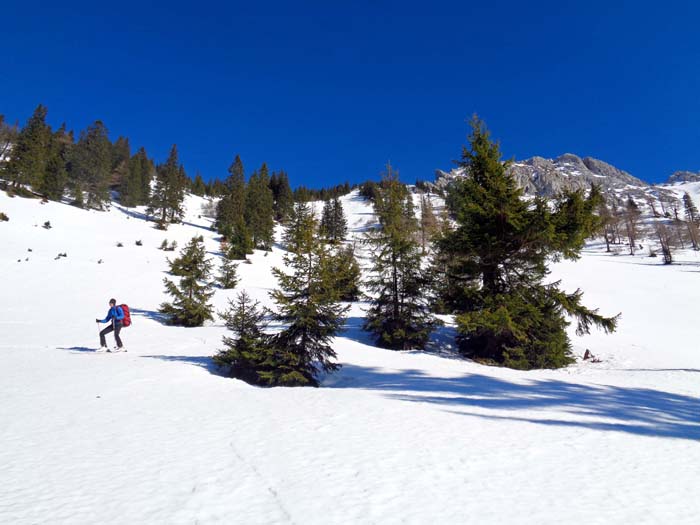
[551, 184, 605, 259]
[419, 194, 438, 254]
[148, 145, 185, 226]
[364, 165, 439, 350]
[268, 202, 349, 386]
[270, 170, 294, 221]
[3, 104, 52, 189]
[111, 136, 131, 191]
[216, 155, 251, 253]
[140, 148, 155, 203]
[218, 246, 240, 289]
[213, 291, 273, 385]
[160, 235, 215, 326]
[320, 197, 348, 244]
[122, 147, 152, 207]
[436, 117, 618, 369]
[170, 165, 188, 222]
[0, 115, 19, 163]
[69, 120, 112, 209]
[38, 124, 72, 201]
[245, 163, 275, 249]
[682, 192, 698, 223]
[192, 172, 206, 196]
[325, 243, 362, 301]
[682, 192, 700, 250]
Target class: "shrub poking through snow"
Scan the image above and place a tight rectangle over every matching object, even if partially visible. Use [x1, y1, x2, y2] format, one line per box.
[159, 239, 168, 250]
[135, 240, 143, 246]
[0, 212, 8, 222]
[117, 242, 123, 247]
[43, 220, 52, 229]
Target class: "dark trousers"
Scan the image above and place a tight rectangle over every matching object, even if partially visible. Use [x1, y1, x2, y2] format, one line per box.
[100, 321, 123, 348]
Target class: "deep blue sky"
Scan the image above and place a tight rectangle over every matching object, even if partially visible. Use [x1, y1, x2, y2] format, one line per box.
[3, 1, 699, 186]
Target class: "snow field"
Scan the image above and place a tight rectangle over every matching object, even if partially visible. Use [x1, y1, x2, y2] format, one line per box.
[0, 189, 699, 524]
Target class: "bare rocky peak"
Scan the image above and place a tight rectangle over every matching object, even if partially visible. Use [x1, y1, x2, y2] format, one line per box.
[666, 171, 700, 184]
[434, 153, 655, 200]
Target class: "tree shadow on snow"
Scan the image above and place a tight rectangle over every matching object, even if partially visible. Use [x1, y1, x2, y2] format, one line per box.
[140, 354, 223, 375]
[130, 307, 169, 325]
[339, 316, 375, 346]
[339, 316, 463, 361]
[326, 366, 700, 441]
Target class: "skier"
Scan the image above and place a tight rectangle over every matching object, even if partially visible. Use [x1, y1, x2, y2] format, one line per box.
[96, 298, 126, 352]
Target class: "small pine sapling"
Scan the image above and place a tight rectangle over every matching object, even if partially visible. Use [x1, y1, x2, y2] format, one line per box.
[218, 247, 239, 289]
[159, 236, 215, 327]
[213, 291, 273, 385]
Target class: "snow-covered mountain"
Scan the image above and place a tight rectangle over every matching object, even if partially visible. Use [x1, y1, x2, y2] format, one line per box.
[1, 188, 699, 524]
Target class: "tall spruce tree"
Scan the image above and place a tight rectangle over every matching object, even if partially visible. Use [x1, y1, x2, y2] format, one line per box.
[320, 196, 348, 244]
[111, 136, 131, 190]
[149, 145, 186, 227]
[269, 201, 349, 386]
[38, 124, 72, 201]
[160, 235, 215, 326]
[192, 172, 206, 196]
[4, 104, 52, 189]
[214, 291, 273, 385]
[69, 120, 112, 209]
[216, 155, 252, 256]
[364, 165, 439, 350]
[122, 147, 153, 207]
[270, 170, 294, 221]
[436, 117, 618, 369]
[245, 163, 275, 249]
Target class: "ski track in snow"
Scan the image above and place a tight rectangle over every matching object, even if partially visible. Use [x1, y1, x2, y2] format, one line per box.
[1, 189, 699, 524]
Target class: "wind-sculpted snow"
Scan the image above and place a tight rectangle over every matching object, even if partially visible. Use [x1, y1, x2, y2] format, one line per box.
[1, 189, 699, 524]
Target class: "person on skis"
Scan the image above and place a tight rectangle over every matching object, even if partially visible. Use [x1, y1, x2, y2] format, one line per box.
[96, 298, 125, 352]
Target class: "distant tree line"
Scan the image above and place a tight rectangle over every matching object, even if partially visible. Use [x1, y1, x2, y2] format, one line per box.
[0, 105, 360, 233]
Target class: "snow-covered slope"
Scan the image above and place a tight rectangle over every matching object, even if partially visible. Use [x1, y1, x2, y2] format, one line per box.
[1, 189, 699, 524]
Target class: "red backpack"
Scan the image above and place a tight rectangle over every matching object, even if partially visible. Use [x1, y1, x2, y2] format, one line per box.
[120, 304, 132, 327]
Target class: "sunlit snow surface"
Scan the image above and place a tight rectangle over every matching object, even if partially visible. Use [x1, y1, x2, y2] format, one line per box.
[0, 189, 698, 524]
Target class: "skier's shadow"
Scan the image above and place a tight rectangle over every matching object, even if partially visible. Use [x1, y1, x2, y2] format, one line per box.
[57, 346, 98, 353]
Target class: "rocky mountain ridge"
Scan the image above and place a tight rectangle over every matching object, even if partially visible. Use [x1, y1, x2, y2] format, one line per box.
[433, 153, 693, 205]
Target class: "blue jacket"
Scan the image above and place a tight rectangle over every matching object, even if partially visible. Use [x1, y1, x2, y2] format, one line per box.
[100, 305, 125, 324]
